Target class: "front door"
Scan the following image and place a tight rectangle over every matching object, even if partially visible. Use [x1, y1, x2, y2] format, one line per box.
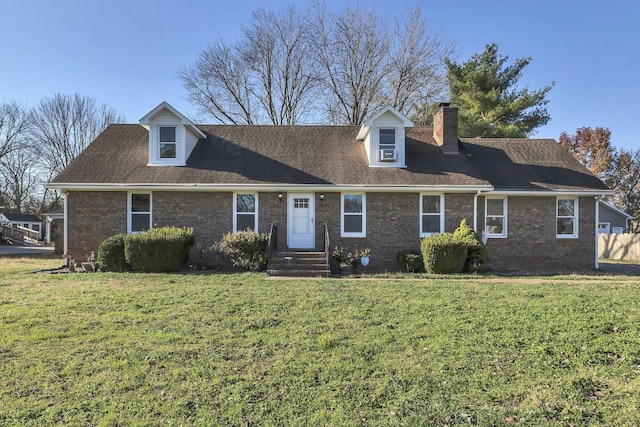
[288, 194, 315, 249]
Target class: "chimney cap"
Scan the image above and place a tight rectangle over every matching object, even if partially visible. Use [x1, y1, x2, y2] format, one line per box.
[438, 102, 451, 108]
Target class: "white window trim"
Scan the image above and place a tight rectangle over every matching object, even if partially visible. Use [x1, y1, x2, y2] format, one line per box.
[341, 193, 366, 238]
[158, 125, 177, 160]
[128, 192, 152, 233]
[485, 197, 508, 238]
[378, 127, 397, 150]
[557, 197, 579, 239]
[153, 124, 182, 165]
[420, 193, 445, 237]
[233, 192, 258, 232]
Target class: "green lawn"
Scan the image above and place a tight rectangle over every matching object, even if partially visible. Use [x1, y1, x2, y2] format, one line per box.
[1, 257, 639, 426]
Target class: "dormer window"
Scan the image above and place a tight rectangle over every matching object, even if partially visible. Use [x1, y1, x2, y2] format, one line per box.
[159, 126, 177, 159]
[379, 128, 396, 150]
[140, 101, 206, 167]
[356, 106, 412, 167]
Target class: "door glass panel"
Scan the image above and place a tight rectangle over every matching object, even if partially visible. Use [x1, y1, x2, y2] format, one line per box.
[293, 198, 310, 234]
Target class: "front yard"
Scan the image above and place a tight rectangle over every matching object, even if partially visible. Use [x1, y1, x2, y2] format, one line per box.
[1, 256, 639, 426]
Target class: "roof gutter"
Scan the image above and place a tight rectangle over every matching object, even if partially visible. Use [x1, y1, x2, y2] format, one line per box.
[486, 190, 615, 197]
[47, 183, 495, 193]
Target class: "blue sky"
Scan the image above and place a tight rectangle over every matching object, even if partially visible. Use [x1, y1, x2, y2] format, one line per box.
[1, 0, 639, 149]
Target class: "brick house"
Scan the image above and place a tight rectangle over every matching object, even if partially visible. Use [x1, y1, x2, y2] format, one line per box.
[48, 102, 612, 273]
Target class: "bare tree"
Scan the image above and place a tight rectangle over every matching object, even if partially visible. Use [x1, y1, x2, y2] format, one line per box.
[31, 93, 125, 175]
[241, 7, 319, 124]
[179, 6, 317, 125]
[384, 7, 454, 116]
[0, 101, 33, 162]
[310, 3, 388, 125]
[0, 148, 42, 213]
[181, 4, 455, 126]
[179, 41, 256, 124]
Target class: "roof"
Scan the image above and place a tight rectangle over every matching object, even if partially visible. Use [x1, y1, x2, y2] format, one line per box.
[50, 124, 610, 193]
[0, 213, 42, 222]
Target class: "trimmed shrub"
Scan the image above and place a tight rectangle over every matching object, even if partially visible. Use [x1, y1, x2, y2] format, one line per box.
[420, 232, 468, 274]
[397, 250, 424, 273]
[125, 227, 195, 272]
[97, 233, 129, 272]
[215, 230, 269, 271]
[453, 219, 489, 272]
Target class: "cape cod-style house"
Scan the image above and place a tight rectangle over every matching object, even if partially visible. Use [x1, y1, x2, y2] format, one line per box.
[48, 102, 612, 274]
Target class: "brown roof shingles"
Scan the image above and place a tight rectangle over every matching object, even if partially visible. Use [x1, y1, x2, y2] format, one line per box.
[50, 124, 609, 192]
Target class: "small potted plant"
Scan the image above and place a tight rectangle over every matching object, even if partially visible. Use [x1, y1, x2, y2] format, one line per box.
[359, 248, 371, 267]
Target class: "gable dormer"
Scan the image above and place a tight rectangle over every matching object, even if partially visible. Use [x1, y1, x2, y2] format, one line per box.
[356, 106, 413, 167]
[139, 102, 206, 166]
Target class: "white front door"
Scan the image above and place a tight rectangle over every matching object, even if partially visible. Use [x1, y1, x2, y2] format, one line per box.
[288, 194, 315, 249]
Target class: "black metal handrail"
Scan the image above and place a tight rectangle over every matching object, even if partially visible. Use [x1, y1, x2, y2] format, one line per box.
[324, 222, 330, 277]
[267, 222, 278, 271]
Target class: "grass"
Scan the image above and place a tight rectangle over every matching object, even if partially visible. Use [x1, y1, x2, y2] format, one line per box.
[1, 257, 639, 426]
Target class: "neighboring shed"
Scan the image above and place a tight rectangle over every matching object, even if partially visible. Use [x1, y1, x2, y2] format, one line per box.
[0, 212, 43, 239]
[598, 201, 633, 233]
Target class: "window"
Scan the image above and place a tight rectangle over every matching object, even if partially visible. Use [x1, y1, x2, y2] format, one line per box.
[485, 197, 507, 238]
[234, 193, 258, 231]
[379, 128, 396, 150]
[557, 197, 578, 238]
[129, 193, 151, 233]
[159, 126, 176, 159]
[341, 193, 366, 237]
[420, 194, 444, 236]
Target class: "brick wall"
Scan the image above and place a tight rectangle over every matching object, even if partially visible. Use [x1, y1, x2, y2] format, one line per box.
[316, 192, 474, 272]
[480, 196, 596, 272]
[65, 190, 596, 273]
[67, 191, 127, 261]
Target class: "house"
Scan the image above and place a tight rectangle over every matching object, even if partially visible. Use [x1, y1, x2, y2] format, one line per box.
[598, 200, 633, 234]
[0, 212, 43, 240]
[48, 102, 612, 273]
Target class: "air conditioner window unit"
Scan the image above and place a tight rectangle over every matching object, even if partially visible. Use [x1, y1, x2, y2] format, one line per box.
[379, 149, 396, 162]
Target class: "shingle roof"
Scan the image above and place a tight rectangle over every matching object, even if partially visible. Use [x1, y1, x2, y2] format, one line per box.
[1, 213, 42, 222]
[461, 138, 610, 192]
[50, 124, 609, 192]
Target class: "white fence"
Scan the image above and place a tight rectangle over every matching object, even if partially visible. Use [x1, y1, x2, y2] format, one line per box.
[599, 233, 640, 261]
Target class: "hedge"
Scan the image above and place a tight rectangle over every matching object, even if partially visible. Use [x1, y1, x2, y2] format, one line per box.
[123, 227, 195, 273]
[420, 232, 468, 274]
[97, 233, 129, 272]
[215, 229, 269, 271]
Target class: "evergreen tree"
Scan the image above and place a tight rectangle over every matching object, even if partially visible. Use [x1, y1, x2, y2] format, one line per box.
[446, 43, 554, 137]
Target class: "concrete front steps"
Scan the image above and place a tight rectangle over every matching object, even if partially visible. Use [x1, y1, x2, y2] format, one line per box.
[268, 251, 330, 277]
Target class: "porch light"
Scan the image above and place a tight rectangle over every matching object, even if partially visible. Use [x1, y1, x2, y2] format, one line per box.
[278, 193, 283, 202]
[320, 193, 324, 202]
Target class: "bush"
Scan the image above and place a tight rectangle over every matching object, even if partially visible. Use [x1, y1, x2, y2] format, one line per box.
[397, 250, 424, 273]
[97, 233, 129, 272]
[453, 219, 489, 272]
[125, 227, 195, 272]
[216, 229, 269, 271]
[420, 232, 468, 274]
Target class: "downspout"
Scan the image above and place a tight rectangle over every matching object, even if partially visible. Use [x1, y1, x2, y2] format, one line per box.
[473, 190, 481, 232]
[594, 196, 600, 270]
[63, 191, 68, 257]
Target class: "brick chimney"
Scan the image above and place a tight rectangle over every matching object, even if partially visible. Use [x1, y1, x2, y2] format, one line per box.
[433, 103, 459, 155]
